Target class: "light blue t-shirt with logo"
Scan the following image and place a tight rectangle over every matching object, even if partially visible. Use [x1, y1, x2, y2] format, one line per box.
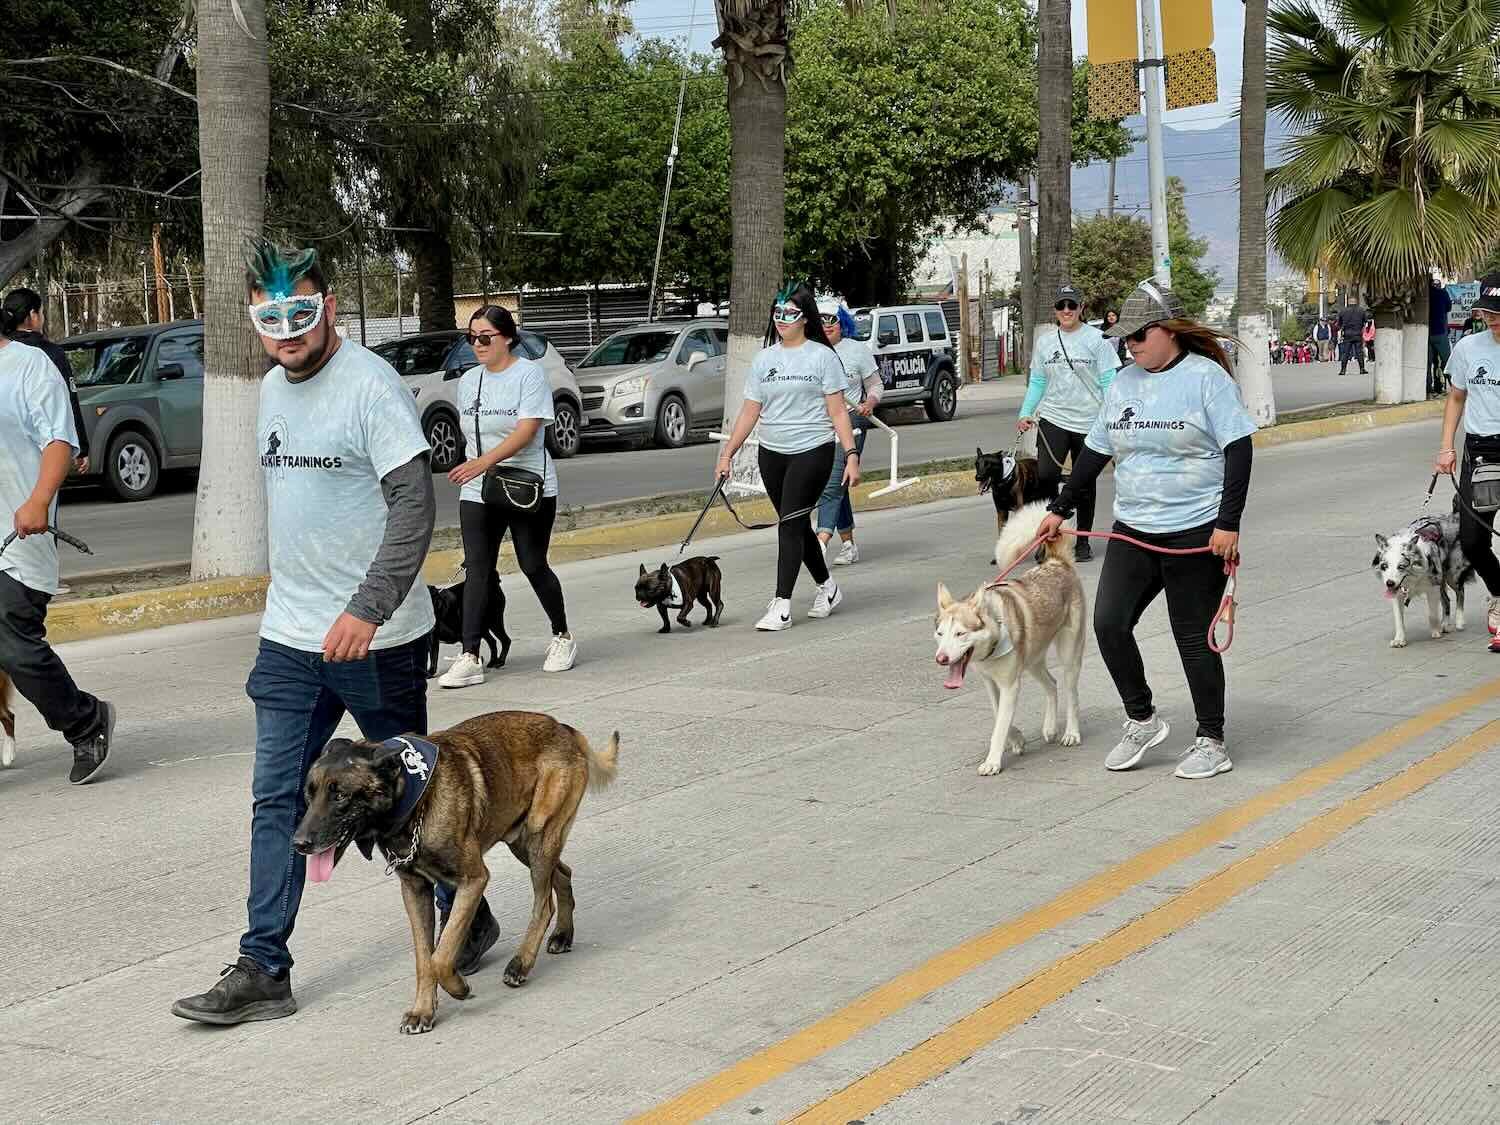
[457, 358, 557, 501]
[1446, 330, 1500, 438]
[745, 342, 846, 454]
[1085, 352, 1258, 533]
[1023, 323, 1121, 434]
[0, 341, 79, 595]
[258, 340, 436, 652]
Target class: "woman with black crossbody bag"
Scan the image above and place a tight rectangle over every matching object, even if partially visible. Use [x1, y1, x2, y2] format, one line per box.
[441, 305, 575, 685]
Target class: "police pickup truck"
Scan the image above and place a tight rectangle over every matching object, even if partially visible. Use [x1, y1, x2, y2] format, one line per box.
[850, 303, 960, 422]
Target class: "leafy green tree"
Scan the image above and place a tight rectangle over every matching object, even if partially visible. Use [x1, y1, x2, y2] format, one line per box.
[1166, 177, 1218, 318]
[1069, 214, 1152, 317]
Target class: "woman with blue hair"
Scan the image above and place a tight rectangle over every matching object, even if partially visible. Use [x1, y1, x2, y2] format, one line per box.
[815, 297, 882, 565]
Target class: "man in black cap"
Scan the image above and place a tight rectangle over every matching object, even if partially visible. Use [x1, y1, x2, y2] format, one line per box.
[1336, 295, 1368, 376]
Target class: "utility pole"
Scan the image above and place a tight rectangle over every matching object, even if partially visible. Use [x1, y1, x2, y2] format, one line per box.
[1106, 156, 1117, 220]
[647, 0, 698, 322]
[355, 220, 367, 345]
[1138, 0, 1172, 288]
[1017, 179, 1035, 351]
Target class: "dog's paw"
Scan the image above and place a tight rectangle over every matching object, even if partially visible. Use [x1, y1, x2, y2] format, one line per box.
[657, 625, 671, 635]
[486, 658, 504, 668]
[438, 970, 470, 1001]
[399, 1009, 435, 1035]
[1006, 727, 1026, 755]
[503, 956, 529, 988]
[1060, 729, 1082, 747]
[546, 929, 573, 955]
[1, 734, 13, 768]
[1432, 627, 1446, 639]
[678, 620, 692, 629]
[1042, 720, 1059, 744]
[1390, 637, 1407, 648]
[977, 758, 1004, 776]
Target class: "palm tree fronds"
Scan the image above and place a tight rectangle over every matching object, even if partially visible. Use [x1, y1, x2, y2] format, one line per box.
[1415, 117, 1500, 175]
[1269, 185, 1357, 272]
[1272, 130, 1366, 192]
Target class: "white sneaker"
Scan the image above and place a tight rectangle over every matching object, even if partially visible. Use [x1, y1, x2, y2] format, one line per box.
[1175, 737, 1233, 779]
[755, 597, 793, 631]
[832, 541, 860, 566]
[439, 652, 485, 689]
[543, 633, 577, 673]
[1488, 596, 1500, 637]
[808, 580, 843, 619]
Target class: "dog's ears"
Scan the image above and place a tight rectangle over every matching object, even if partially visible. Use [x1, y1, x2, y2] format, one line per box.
[937, 581, 955, 610]
[659, 563, 670, 575]
[355, 836, 376, 862]
[1374, 533, 1388, 551]
[976, 446, 983, 457]
[639, 563, 647, 576]
[321, 737, 357, 758]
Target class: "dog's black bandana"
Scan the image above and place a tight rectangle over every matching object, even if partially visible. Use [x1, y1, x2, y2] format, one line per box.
[383, 735, 439, 827]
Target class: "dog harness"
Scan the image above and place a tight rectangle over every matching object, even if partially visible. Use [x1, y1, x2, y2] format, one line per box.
[665, 570, 685, 609]
[384, 735, 440, 828]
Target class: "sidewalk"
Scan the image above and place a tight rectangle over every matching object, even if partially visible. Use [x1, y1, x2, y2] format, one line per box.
[3, 421, 1496, 1124]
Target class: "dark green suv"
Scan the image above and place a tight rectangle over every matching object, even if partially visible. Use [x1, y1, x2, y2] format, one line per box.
[62, 320, 204, 501]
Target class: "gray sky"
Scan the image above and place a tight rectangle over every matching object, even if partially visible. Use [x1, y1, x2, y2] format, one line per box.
[625, 0, 1245, 131]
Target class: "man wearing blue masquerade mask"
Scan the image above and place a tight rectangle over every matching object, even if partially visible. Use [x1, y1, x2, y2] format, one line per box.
[174, 239, 499, 1025]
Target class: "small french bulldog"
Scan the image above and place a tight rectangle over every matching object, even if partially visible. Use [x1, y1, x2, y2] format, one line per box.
[427, 570, 511, 677]
[636, 556, 725, 633]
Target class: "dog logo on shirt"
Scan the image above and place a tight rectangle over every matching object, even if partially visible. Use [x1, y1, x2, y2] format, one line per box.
[1119, 406, 1136, 423]
[265, 431, 282, 458]
[259, 415, 343, 478]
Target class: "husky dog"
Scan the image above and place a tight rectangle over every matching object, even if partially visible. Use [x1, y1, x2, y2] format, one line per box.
[934, 502, 1086, 775]
[1372, 514, 1475, 648]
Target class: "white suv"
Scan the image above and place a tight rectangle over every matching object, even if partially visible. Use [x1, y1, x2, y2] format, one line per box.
[850, 303, 960, 422]
[372, 330, 585, 470]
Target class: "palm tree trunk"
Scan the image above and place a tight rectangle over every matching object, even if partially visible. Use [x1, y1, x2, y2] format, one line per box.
[1401, 281, 1429, 402]
[191, 0, 270, 579]
[1033, 0, 1072, 335]
[1374, 302, 1402, 403]
[717, 6, 788, 493]
[1234, 0, 1274, 425]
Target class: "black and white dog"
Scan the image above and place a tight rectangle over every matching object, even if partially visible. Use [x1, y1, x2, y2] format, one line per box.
[1372, 513, 1475, 648]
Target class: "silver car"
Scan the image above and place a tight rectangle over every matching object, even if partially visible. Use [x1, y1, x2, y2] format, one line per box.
[576, 319, 728, 448]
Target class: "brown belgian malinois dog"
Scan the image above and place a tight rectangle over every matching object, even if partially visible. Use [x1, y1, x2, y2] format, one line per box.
[290, 711, 619, 1034]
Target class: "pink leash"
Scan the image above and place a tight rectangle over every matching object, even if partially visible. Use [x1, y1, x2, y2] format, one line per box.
[987, 529, 1240, 654]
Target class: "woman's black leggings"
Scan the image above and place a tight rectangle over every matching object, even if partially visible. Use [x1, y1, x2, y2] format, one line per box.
[1459, 438, 1500, 595]
[1093, 521, 1229, 741]
[1036, 418, 1097, 534]
[458, 497, 567, 651]
[758, 443, 835, 599]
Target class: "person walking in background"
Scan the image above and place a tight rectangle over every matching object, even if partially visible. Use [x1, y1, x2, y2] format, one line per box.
[1104, 309, 1128, 363]
[1017, 284, 1121, 563]
[2, 288, 89, 473]
[1314, 316, 1332, 362]
[441, 304, 575, 685]
[1429, 279, 1454, 398]
[717, 284, 861, 631]
[814, 298, 882, 567]
[1337, 296, 1369, 376]
[0, 304, 114, 784]
[1363, 316, 1376, 364]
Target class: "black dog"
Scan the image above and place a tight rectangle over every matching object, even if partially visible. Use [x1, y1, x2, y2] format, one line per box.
[636, 556, 724, 633]
[427, 572, 511, 677]
[975, 447, 1052, 562]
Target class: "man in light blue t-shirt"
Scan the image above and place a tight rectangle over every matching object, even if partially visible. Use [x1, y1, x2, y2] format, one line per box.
[1438, 273, 1500, 651]
[174, 241, 498, 1027]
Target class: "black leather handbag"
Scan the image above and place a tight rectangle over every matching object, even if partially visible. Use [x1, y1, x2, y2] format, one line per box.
[472, 370, 546, 513]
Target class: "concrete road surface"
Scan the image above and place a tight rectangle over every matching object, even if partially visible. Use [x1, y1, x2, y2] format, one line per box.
[55, 361, 1377, 577]
[8, 415, 1500, 1123]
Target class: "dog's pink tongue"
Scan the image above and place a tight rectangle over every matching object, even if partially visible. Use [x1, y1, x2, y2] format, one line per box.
[1383, 588, 1396, 601]
[307, 846, 335, 884]
[943, 658, 967, 690]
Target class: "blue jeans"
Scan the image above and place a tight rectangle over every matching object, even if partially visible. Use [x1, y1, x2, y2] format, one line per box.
[240, 636, 456, 976]
[815, 426, 867, 535]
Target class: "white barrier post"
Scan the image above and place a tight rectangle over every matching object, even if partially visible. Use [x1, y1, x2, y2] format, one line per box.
[865, 415, 920, 498]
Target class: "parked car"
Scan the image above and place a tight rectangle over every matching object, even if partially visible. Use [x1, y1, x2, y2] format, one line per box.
[61, 319, 204, 501]
[575, 319, 728, 448]
[371, 329, 584, 470]
[850, 303, 960, 422]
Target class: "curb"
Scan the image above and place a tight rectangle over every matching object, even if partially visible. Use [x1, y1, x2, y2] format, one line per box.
[48, 398, 1442, 645]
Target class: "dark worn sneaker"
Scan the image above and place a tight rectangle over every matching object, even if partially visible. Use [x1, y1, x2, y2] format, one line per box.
[1074, 541, 1094, 563]
[442, 898, 501, 975]
[69, 701, 115, 785]
[171, 957, 297, 1025]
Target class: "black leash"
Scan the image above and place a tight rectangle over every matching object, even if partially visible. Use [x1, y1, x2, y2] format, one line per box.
[0, 525, 93, 558]
[1428, 469, 1497, 526]
[675, 474, 819, 557]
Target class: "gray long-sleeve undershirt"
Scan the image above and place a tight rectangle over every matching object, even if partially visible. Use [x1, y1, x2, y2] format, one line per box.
[346, 453, 436, 626]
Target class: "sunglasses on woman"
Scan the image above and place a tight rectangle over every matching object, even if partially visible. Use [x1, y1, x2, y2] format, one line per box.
[465, 331, 502, 347]
[772, 304, 805, 325]
[1126, 325, 1156, 344]
[1055, 300, 1079, 312]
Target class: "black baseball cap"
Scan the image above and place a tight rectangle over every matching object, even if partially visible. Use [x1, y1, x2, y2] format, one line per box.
[1055, 284, 1082, 307]
[1476, 272, 1500, 313]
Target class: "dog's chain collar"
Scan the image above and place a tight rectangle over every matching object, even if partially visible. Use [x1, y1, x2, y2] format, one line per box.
[383, 812, 423, 875]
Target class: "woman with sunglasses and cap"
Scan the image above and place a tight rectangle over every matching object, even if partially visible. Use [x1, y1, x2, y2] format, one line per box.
[1039, 281, 1255, 781]
[814, 297, 883, 566]
[717, 284, 862, 631]
[1018, 284, 1122, 562]
[442, 304, 574, 684]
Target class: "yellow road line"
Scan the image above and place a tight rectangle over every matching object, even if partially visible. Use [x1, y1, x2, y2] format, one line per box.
[792, 717, 1500, 1123]
[630, 678, 1500, 1124]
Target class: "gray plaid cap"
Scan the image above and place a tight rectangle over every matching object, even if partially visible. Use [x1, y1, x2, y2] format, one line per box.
[1107, 280, 1186, 338]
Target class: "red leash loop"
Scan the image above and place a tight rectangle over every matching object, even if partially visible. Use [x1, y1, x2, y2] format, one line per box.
[988, 528, 1239, 654]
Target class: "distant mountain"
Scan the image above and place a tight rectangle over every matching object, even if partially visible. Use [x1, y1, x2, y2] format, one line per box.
[1072, 115, 1297, 291]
